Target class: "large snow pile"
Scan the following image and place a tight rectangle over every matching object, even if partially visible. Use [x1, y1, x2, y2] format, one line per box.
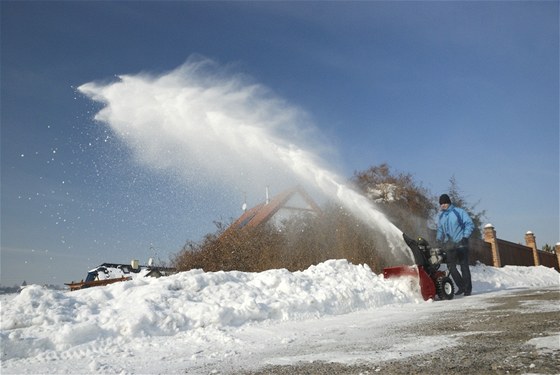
[1, 260, 559, 374]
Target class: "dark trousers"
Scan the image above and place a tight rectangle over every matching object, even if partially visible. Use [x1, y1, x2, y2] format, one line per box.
[446, 246, 472, 293]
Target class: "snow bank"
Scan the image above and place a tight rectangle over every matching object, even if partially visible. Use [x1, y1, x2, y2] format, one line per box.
[1, 260, 558, 365]
[0, 260, 407, 360]
[471, 262, 560, 291]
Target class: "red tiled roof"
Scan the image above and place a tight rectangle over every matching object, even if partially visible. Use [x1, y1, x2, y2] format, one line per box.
[230, 186, 321, 230]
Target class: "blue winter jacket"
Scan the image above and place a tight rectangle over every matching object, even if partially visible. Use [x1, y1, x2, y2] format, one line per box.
[437, 204, 475, 244]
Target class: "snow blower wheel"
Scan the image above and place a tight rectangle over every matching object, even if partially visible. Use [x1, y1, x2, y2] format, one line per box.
[436, 276, 455, 300]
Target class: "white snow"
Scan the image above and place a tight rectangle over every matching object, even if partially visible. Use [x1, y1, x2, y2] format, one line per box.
[1, 260, 559, 374]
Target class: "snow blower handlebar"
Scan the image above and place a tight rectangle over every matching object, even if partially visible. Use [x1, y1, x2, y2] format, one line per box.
[402, 233, 446, 272]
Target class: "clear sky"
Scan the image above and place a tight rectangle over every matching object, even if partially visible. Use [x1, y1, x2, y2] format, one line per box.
[1, 1, 558, 286]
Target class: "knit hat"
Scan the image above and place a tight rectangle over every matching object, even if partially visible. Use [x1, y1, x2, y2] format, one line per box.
[439, 194, 451, 205]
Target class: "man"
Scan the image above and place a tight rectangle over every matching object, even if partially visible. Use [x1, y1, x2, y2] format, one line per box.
[436, 194, 475, 296]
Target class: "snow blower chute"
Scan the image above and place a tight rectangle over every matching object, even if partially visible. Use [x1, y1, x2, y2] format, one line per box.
[383, 234, 455, 301]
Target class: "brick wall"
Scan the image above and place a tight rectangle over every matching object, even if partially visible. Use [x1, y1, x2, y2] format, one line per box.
[475, 224, 560, 271]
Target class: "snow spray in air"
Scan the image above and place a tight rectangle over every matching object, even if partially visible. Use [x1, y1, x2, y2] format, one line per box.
[78, 57, 412, 262]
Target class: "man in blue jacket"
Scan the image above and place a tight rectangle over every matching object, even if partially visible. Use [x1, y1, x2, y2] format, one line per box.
[437, 194, 475, 296]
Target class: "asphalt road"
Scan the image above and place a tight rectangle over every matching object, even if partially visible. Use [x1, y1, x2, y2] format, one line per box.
[241, 287, 560, 375]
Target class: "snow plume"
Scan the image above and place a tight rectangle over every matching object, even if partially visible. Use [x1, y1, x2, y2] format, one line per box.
[78, 57, 314, 190]
[78, 57, 411, 261]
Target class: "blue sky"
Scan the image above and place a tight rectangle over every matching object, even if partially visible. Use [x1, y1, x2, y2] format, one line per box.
[1, 1, 558, 286]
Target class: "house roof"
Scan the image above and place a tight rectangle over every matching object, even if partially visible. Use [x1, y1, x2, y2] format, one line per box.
[230, 186, 321, 230]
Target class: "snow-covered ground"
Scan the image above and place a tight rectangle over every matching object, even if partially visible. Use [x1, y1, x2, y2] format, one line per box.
[1, 260, 559, 374]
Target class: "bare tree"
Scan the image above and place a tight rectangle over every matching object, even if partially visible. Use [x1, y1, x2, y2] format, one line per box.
[352, 163, 437, 240]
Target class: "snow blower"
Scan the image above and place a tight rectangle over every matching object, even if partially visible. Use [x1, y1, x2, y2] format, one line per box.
[383, 234, 455, 301]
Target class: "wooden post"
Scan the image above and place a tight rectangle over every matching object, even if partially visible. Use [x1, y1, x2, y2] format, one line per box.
[555, 243, 560, 271]
[483, 224, 501, 267]
[524, 231, 540, 266]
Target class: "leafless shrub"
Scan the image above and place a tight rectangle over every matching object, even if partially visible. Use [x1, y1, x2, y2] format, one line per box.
[171, 203, 385, 274]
